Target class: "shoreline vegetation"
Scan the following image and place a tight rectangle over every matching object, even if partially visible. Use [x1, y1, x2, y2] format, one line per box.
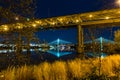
[0, 54, 120, 80]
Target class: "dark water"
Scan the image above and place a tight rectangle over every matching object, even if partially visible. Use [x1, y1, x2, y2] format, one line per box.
[31, 51, 77, 63]
[0, 48, 107, 71]
[0, 49, 77, 70]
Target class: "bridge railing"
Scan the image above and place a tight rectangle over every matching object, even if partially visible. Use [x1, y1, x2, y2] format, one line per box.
[0, 8, 120, 32]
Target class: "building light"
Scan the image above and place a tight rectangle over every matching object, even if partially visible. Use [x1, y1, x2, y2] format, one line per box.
[15, 17, 19, 20]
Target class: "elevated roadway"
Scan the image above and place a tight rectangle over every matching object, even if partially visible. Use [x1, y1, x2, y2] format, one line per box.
[1, 8, 120, 56]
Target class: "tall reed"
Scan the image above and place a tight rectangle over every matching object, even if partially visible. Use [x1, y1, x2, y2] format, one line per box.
[1, 54, 120, 80]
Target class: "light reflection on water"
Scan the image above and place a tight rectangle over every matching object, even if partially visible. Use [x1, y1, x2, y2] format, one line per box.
[47, 50, 72, 57]
[0, 47, 107, 70]
[0, 47, 75, 58]
[85, 52, 107, 58]
[0, 38, 74, 57]
[0, 49, 107, 58]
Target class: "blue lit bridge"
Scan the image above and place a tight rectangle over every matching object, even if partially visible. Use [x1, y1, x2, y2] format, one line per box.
[49, 38, 72, 45]
[48, 38, 75, 57]
[84, 37, 114, 44]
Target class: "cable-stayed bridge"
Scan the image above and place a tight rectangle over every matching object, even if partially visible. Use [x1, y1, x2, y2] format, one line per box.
[84, 37, 114, 44]
[49, 38, 72, 45]
[48, 38, 74, 57]
[49, 38, 73, 50]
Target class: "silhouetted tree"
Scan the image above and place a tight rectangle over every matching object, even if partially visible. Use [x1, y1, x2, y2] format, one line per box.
[0, 0, 36, 24]
[0, 0, 38, 64]
[114, 29, 120, 53]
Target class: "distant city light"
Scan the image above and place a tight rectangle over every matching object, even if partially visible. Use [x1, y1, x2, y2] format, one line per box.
[15, 17, 19, 20]
[27, 18, 30, 21]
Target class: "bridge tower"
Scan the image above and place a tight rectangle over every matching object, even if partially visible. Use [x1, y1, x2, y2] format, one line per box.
[77, 24, 84, 58]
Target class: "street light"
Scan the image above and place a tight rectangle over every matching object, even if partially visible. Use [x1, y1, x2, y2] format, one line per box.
[15, 16, 19, 21]
[116, 0, 120, 7]
[3, 25, 9, 31]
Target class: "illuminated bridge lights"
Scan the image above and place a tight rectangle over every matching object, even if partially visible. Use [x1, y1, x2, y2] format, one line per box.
[0, 8, 120, 32]
[34, 20, 42, 24]
[1, 25, 9, 32]
[89, 14, 93, 18]
[75, 19, 80, 23]
[84, 37, 114, 44]
[32, 23, 37, 28]
[57, 18, 63, 22]
[105, 16, 110, 20]
[16, 23, 24, 29]
[49, 38, 72, 45]
[17, 25, 22, 29]
[47, 50, 72, 57]
[51, 22, 55, 25]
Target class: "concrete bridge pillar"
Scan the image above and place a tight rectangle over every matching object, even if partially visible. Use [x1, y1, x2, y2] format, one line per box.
[77, 24, 84, 58]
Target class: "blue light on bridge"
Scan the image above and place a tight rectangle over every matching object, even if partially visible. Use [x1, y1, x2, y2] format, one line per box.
[48, 38, 74, 57]
[84, 37, 114, 44]
[100, 37, 103, 51]
[47, 50, 72, 57]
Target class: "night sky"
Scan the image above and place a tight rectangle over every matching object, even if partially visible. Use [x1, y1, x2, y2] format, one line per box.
[35, 0, 118, 43]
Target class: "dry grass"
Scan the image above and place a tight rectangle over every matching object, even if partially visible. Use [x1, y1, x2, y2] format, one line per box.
[1, 54, 120, 80]
[50, 61, 67, 80]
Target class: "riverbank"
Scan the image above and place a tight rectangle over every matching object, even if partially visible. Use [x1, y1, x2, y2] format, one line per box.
[0, 54, 120, 80]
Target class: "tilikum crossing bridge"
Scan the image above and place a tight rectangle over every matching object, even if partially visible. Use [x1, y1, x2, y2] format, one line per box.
[1, 8, 120, 57]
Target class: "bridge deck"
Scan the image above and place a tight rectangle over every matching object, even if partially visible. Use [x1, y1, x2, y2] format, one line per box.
[1, 8, 120, 32]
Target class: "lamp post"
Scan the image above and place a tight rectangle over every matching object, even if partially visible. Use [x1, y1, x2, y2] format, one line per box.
[116, 0, 120, 7]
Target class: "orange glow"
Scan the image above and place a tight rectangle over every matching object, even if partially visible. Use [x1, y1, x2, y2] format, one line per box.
[105, 16, 110, 19]
[89, 15, 93, 18]
[116, 0, 120, 6]
[3, 25, 9, 31]
[32, 24, 37, 27]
